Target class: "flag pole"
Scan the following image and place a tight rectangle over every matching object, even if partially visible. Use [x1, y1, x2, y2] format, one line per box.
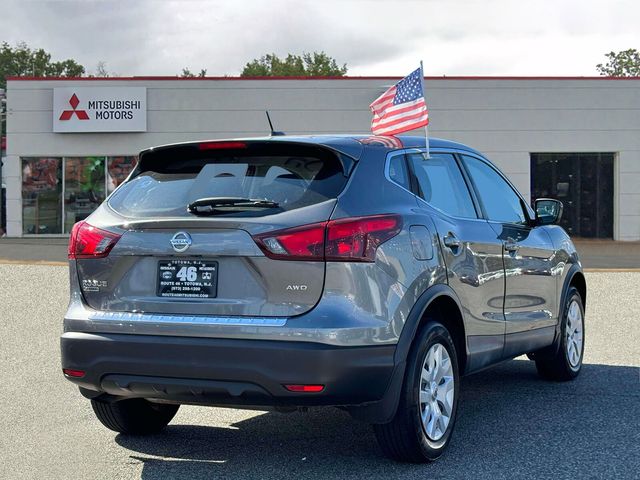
[420, 61, 430, 158]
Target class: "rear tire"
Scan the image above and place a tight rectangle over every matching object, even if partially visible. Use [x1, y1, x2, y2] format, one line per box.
[91, 398, 179, 434]
[534, 286, 585, 381]
[374, 322, 460, 463]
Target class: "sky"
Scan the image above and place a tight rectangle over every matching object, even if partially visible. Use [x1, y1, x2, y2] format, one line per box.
[1, 0, 639, 77]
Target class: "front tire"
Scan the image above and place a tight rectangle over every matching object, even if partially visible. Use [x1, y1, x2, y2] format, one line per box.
[534, 286, 585, 381]
[374, 322, 460, 463]
[91, 398, 179, 434]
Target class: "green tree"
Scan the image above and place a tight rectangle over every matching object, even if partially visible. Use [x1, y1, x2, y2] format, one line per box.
[240, 52, 347, 77]
[596, 49, 640, 76]
[0, 41, 86, 89]
[180, 67, 207, 78]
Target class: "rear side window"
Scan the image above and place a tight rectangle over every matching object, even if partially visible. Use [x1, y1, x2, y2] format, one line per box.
[388, 154, 411, 190]
[408, 153, 477, 218]
[108, 143, 348, 218]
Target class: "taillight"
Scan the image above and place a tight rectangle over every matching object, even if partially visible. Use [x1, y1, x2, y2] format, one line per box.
[326, 215, 402, 262]
[253, 214, 401, 262]
[68, 221, 122, 259]
[254, 222, 326, 261]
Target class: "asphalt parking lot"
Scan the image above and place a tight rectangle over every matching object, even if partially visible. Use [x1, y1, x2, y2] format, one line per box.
[0, 265, 638, 480]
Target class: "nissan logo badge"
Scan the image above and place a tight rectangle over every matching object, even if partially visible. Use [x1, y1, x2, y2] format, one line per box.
[170, 232, 192, 253]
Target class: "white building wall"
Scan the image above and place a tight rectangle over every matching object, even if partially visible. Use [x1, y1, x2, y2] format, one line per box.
[5, 77, 640, 239]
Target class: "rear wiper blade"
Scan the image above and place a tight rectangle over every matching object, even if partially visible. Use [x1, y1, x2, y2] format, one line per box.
[187, 197, 279, 215]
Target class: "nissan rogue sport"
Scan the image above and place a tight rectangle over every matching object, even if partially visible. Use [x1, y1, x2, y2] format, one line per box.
[61, 135, 586, 462]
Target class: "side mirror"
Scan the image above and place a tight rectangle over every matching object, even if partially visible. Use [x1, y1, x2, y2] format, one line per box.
[534, 198, 563, 226]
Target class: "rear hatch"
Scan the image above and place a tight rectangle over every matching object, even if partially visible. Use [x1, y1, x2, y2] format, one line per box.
[72, 140, 353, 317]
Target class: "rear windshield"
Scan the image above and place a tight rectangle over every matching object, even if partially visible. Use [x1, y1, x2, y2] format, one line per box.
[108, 143, 348, 218]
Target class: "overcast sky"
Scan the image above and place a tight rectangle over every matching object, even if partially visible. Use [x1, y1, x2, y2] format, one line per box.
[1, 0, 638, 77]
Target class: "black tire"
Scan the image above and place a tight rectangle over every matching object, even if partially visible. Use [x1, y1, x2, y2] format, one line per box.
[91, 398, 179, 434]
[534, 286, 585, 381]
[374, 322, 460, 463]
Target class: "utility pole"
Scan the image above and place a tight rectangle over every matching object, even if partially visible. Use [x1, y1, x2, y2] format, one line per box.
[0, 88, 5, 236]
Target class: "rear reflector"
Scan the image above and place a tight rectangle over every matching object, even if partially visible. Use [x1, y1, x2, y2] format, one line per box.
[198, 141, 247, 150]
[253, 214, 401, 262]
[63, 368, 86, 378]
[284, 384, 324, 393]
[68, 221, 122, 259]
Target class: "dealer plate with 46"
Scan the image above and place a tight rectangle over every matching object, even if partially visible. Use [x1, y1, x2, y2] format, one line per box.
[157, 259, 218, 298]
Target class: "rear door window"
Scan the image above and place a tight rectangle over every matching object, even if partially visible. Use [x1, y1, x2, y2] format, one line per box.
[408, 152, 477, 218]
[108, 143, 349, 218]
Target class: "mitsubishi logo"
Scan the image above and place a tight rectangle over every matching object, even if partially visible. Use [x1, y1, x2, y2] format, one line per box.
[170, 232, 192, 253]
[59, 93, 90, 121]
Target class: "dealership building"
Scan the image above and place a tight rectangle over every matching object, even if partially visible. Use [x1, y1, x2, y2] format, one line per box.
[2, 76, 639, 240]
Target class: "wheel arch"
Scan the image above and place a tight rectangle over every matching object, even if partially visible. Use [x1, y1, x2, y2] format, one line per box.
[395, 286, 467, 376]
[551, 263, 587, 350]
[349, 283, 467, 424]
[569, 269, 587, 308]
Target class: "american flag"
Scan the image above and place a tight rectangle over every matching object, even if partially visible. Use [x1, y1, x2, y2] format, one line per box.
[369, 67, 429, 136]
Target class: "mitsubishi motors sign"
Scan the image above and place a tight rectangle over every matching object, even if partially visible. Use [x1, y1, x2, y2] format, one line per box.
[53, 87, 147, 133]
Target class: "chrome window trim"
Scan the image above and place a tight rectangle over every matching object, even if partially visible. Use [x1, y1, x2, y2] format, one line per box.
[88, 311, 287, 327]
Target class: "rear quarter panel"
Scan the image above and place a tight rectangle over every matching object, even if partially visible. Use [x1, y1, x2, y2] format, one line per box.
[327, 148, 448, 342]
[542, 224, 583, 318]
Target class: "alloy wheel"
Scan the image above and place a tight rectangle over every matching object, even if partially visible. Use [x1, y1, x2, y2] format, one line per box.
[419, 343, 455, 441]
[566, 299, 584, 369]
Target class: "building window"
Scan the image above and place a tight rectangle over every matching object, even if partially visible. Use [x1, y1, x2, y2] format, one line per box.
[531, 153, 614, 238]
[21, 155, 138, 235]
[22, 157, 63, 234]
[107, 156, 137, 194]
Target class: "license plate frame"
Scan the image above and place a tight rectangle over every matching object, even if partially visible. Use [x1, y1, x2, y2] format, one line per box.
[157, 259, 218, 299]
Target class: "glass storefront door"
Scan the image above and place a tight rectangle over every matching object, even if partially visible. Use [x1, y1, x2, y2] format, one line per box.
[22, 158, 63, 234]
[63, 157, 106, 233]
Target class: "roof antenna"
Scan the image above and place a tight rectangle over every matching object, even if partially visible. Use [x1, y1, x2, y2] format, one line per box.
[265, 111, 285, 136]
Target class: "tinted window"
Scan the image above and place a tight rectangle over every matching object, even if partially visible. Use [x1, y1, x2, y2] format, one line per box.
[109, 144, 347, 218]
[461, 155, 527, 224]
[408, 153, 476, 218]
[388, 154, 410, 190]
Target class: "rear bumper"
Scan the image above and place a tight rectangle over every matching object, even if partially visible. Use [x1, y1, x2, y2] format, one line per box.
[60, 332, 396, 408]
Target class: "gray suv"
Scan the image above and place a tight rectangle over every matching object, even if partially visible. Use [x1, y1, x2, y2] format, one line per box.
[61, 136, 586, 462]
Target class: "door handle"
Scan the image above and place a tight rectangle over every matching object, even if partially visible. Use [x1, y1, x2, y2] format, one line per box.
[504, 238, 520, 253]
[443, 233, 462, 253]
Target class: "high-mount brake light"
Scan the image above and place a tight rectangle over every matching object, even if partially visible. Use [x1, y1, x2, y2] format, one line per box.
[68, 221, 122, 259]
[253, 214, 401, 262]
[198, 141, 247, 150]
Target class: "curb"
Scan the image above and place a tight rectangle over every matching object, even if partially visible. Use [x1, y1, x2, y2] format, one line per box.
[0, 259, 67, 266]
